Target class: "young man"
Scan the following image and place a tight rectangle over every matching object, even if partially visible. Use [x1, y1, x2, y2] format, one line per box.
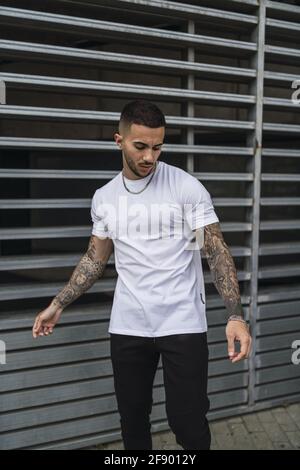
[32, 99, 252, 450]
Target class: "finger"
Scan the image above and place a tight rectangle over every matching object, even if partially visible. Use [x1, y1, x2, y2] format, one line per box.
[33, 317, 42, 338]
[44, 324, 54, 335]
[43, 325, 50, 335]
[227, 334, 235, 360]
[232, 337, 250, 363]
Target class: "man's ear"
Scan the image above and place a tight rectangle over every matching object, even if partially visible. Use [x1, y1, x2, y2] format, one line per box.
[114, 132, 122, 148]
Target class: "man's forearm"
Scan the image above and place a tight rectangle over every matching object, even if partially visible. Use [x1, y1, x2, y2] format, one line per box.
[51, 239, 107, 310]
[202, 222, 244, 318]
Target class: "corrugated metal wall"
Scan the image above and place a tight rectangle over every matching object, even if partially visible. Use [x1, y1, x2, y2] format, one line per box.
[0, 0, 299, 450]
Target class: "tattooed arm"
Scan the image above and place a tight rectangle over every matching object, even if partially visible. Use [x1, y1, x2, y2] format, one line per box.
[51, 235, 113, 310]
[200, 222, 244, 318]
[195, 222, 252, 362]
[32, 235, 113, 338]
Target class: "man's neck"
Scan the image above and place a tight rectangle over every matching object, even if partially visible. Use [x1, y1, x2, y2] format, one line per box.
[122, 162, 157, 180]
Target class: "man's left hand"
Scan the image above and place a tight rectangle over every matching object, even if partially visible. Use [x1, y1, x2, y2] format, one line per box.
[226, 320, 252, 363]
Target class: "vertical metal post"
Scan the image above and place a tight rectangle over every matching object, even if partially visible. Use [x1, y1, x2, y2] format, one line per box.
[0, 80, 6, 104]
[182, 20, 195, 174]
[246, 0, 266, 407]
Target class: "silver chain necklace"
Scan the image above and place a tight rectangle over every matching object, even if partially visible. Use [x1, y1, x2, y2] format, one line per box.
[122, 162, 157, 194]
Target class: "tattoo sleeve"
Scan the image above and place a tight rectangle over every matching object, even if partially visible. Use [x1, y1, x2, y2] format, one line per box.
[200, 222, 244, 318]
[51, 235, 112, 310]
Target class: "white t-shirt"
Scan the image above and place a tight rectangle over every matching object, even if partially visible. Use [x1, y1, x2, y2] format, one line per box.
[91, 161, 219, 337]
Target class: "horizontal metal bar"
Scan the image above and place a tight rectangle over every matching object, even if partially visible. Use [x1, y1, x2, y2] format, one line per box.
[258, 285, 300, 303]
[260, 220, 300, 230]
[0, 72, 256, 106]
[0, 278, 117, 301]
[60, 0, 258, 25]
[0, 105, 255, 130]
[0, 197, 253, 209]
[259, 265, 300, 279]
[258, 300, 300, 319]
[213, 198, 253, 206]
[0, 138, 253, 154]
[0, 245, 251, 272]
[0, 278, 250, 302]
[0, 41, 256, 82]
[0, 221, 252, 241]
[264, 70, 300, 86]
[266, 17, 300, 34]
[0, 168, 254, 181]
[264, 97, 300, 111]
[0, 7, 257, 54]
[263, 149, 300, 158]
[0, 168, 254, 182]
[0, 226, 90, 240]
[192, 172, 253, 181]
[0, 168, 119, 179]
[259, 242, 300, 256]
[205, 270, 250, 283]
[261, 198, 300, 206]
[263, 123, 300, 134]
[261, 174, 300, 181]
[266, 0, 300, 16]
[0, 198, 91, 209]
[265, 44, 300, 63]
[0, 253, 107, 271]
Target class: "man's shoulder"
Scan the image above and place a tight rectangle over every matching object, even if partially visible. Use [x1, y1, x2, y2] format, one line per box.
[93, 172, 121, 199]
[164, 162, 202, 188]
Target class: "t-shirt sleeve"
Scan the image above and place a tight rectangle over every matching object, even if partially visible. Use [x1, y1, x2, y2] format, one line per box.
[182, 175, 219, 231]
[90, 190, 110, 238]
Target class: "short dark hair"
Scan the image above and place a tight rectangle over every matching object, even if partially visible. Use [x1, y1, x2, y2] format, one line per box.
[119, 99, 166, 134]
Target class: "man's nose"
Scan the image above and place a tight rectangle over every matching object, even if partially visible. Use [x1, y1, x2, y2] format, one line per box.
[142, 149, 155, 162]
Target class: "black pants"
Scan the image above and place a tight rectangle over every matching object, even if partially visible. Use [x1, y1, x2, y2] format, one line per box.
[110, 332, 211, 450]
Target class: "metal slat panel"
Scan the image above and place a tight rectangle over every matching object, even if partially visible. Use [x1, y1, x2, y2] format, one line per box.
[261, 173, 300, 181]
[259, 265, 300, 279]
[0, 269, 249, 300]
[0, 220, 251, 239]
[0, 197, 253, 210]
[255, 379, 300, 402]
[263, 148, 300, 158]
[257, 332, 300, 353]
[260, 220, 300, 230]
[257, 317, 300, 336]
[256, 364, 300, 385]
[265, 44, 300, 64]
[0, 41, 256, 81]
[0, 278, 116, 300]
[266, 0, 300, 17]
[258, 299, 300, 319]
[0, 7, 257, 54]
[0, 105, 255, 131]
[0, 73, 256, 106]
[258, 286, 300, 303]
[0, 137, 254, 153]
[0, 0, 299, 449]
[261, 198, 300, 206]
[0, 245, 249, 271]
[256, 349, 292, 368]
[60, 0, 258, 26]
[0, 371, 248, 415]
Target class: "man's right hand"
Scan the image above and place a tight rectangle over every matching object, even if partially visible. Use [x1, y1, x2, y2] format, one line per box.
[32, 303, 63, 338]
